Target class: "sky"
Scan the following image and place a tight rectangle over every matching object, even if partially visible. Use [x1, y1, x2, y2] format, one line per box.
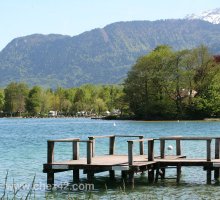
[0, 0, 220, 50]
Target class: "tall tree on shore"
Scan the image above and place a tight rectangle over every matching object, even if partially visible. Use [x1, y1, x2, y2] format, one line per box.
[4, 82, 29, 116]
[0, 89, 4, 111]
[26, 86, 42, 115]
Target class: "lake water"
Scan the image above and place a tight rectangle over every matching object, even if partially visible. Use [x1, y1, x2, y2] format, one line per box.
[0, 118, 220, 199]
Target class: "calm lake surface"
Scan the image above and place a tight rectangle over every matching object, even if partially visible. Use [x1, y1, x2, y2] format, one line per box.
[1, 118, 220, 199]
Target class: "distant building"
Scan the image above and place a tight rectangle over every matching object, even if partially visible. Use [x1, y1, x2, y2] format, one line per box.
[48, 111, 57, 117]
[180, 89, 197, 98]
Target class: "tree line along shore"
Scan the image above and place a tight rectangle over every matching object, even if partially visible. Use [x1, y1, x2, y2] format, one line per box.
[0, 45, 220, 120]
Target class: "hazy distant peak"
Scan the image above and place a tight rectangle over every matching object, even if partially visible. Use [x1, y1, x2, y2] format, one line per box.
[186, 8, 220, 24]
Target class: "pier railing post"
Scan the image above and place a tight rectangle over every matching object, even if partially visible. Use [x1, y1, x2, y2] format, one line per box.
[160, 139, 165, 159]
[215, 138, 220, 159]
[109, 136, 115, 155]
[47, 141, 54, 163]
[87, 140, 93, 164]
[128, 141, 133, 165]
[88, 137, 95, 157]
[176, 139, 181, 156]
[214, 138, 220, 180]
[148, 140, 154, 161]
[207, 139, 211, 162]
[72, 141, 79, 160]
[72, 140, 79, 182]
[139, 136, 144, 155]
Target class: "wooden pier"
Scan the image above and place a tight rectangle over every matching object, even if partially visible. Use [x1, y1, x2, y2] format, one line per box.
[43, 135, 220, 186]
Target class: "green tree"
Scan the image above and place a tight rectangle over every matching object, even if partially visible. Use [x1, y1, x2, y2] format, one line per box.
[4, 82, 29, 116]
[0, 89, 4, 111]
[94, 98, 107, 115]
[124, 45, 176, 119]
[26, 86, 42, 115]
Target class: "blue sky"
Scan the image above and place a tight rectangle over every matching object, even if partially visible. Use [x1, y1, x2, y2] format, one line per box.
[1, 0, 220, 50]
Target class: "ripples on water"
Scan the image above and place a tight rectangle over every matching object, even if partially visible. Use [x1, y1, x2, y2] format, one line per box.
[0, 118, 220, 199]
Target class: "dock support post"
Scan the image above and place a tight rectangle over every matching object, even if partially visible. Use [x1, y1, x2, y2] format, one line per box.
[128, 141, 134, 165]
[88, 137, 95, 157]
[109, 170, 115, 180]
[87, 141, 92, 164]
[176, 139, 182, 179]
[109, 136, 116, 179]
[128, 171, 134, 188]
[109, 136, 115, 155]
[121, 171, 127, 181]
[72, 141, 80, 182]
[160, 139, 165, 179]
[160, 139, 165, 159]
[176, 139, 181, 156]
[148, 169, 154, 184]
[47, 173, 54, 187]
[155, 163, 160, 183]
[176, 164, 181, 183]
[148, 140, 154, 161]
[207, 168, 212, 184]
[47, 141, 55, 187]
[73, 170, 80, 182]
[47, 141, 54, 163]
[214, 138, 220, 181]
[139, 136, 144, 155]
[87, 171, 94, 182]
[207, 139, 211, 162]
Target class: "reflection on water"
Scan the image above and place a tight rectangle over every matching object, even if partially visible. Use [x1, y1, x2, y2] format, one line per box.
[0, 118, 220, 199]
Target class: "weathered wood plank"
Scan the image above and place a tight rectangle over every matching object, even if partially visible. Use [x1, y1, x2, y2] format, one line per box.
[48, 138, 80, 142]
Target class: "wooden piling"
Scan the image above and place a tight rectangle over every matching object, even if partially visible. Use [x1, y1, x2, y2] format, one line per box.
[87, 171, 94, 182]
[160, 139, 165, 159]
[148, 140, 154, 161]
[128, 171, 134, 187]
[148, 169, 154, 183]
[121, 171, 127, 180]
[215, 138, 220, 181]
[109, 136, 115, 155]
[72, 141, 79, 182]
[176, 139, 181, 156]
[109, 170, 115, 180]
[47, 173, 54, 186]
[87, 141, 92, 164]
[88, 137, 95, 157]
[128, 141, 133, 165]
[207, 169, 212, 184]
[176, 164, 181, 183]
[47, 141, 54, 163]
[139, 136, 144, 155]
[207, 139, 211, 162]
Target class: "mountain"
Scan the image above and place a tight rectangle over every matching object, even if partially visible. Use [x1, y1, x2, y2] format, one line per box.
[1, 19, 220, 88]
[186, 8, 220, 24]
